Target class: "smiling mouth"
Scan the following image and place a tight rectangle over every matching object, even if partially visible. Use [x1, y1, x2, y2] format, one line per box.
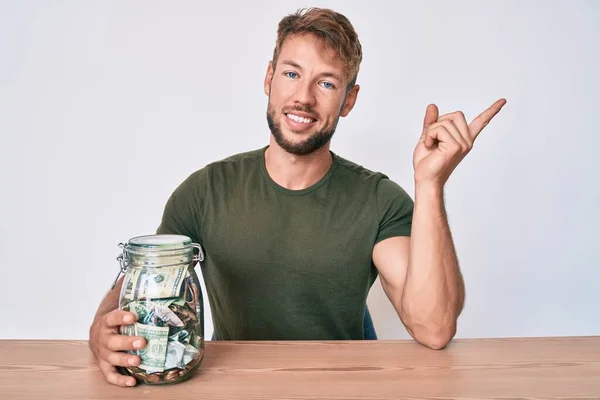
[285, 113, 317, 124]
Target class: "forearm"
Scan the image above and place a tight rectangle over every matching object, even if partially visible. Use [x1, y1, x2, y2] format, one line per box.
[401, 183, 465, 348]
[96, 280, 122, 317]
[90, 277, 123, 338]
[88, 278, 122, 356]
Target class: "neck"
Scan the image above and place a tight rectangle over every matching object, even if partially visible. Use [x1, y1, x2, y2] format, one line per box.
[264, 137, 333, 190]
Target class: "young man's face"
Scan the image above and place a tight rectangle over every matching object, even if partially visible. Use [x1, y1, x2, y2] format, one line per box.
[264, 33, 359, 156]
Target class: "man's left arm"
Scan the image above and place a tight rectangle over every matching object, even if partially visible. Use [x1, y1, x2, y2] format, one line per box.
[374, 184, 465, 350]
[373, 98, 507, 350]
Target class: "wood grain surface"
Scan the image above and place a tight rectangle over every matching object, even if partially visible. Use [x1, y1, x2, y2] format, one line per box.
[1, 337, 599, 399]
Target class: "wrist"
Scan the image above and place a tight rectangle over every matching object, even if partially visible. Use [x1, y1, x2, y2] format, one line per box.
[414, 181, 445, 218]
[414, 181, 444, 198]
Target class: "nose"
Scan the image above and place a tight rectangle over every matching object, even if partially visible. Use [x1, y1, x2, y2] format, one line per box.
[292, 80, 317, 107]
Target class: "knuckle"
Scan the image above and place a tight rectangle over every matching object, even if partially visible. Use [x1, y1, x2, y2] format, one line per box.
[100, 360, 133, 387]
[107, 351, 127, 367]
[107, 372, 120, 386]
[436, 120, 449, 129]
[98, 360, 110, 373]
[103, 310, 119, 327]
[453, 110, 465, 120]
[100, 331, 113, 350]
[106, 334, 123, 351]
[99, 361, 116, 380]
[120, 335, 135, 351]
[106, 309, 128, 327]
[105, 369, 124, 386]
[97, 346, 109, 363]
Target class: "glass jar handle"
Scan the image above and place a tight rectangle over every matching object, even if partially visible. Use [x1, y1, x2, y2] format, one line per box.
[111, 242, 128, 290]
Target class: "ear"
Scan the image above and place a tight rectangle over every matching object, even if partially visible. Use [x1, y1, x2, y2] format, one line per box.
[340, 84, 360, 117]
[264, 61, 274, 96]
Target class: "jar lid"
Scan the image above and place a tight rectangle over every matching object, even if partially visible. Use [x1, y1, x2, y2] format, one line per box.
[127, 234, 192, 252]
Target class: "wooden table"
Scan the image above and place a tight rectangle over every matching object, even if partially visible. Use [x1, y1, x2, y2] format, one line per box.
[1, 337, 599, 399]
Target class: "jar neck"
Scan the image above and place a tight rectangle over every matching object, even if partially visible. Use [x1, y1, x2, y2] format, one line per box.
[125, 249, 195, 269]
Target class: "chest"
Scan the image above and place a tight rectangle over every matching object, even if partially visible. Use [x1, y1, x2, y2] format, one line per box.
[200, 186, 378, 285]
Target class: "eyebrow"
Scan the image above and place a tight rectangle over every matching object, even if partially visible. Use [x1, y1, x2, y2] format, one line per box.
[280, 60, 343, 82]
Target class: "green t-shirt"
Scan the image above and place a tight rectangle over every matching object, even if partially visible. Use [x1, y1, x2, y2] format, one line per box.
[156, 146, 414, 340]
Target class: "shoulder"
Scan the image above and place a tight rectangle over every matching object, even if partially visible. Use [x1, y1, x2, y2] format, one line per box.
[332, 152, 413, 212]
[333, 153, 410, 195]
[202, 147, 265, 179]
[332, 152, 388, 182]
[209, 147, 265, 168]
[177, 147, 265, 187]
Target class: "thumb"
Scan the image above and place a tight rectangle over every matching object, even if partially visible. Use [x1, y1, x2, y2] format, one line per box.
[422, 103, 439, 135]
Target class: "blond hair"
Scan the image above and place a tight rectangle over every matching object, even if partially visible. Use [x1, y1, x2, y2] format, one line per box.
[272, 8, 363, 89]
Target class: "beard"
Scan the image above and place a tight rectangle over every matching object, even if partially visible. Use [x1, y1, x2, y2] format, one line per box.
[266, 101, 339, 156]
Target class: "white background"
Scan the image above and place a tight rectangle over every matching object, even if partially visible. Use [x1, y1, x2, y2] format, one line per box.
[1, 0, 598, 340]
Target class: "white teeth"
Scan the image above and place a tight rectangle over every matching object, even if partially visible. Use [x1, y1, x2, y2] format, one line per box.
[287, 113, 314, 124]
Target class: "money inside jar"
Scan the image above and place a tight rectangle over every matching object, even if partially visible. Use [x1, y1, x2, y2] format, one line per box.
[117, 235, 205, 385]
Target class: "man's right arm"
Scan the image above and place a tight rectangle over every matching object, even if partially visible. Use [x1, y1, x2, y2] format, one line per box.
[90, 168, 205, 386]
[88, 276, 147, 387]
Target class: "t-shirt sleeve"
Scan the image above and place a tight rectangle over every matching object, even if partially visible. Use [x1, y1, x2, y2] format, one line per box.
[155, 168, 206, 245]
[375, 177, 414, 244]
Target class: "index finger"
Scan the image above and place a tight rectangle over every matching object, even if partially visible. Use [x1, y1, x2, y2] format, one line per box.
[104, 310, 137, 327]
[468, 98, 507, 138]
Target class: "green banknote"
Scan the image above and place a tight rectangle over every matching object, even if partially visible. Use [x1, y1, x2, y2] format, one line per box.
[130, 265, 187, 300]
[136, 322, 169, 372]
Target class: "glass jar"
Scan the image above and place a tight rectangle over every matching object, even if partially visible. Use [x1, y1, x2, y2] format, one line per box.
[112, 234, 205, 385]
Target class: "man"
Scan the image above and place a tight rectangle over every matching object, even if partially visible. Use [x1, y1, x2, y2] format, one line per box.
[89, 7, 506, 387]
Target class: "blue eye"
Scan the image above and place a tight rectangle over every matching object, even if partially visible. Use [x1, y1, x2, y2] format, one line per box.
[321, 81, 334, 89]
[285, 72, 298, 79]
